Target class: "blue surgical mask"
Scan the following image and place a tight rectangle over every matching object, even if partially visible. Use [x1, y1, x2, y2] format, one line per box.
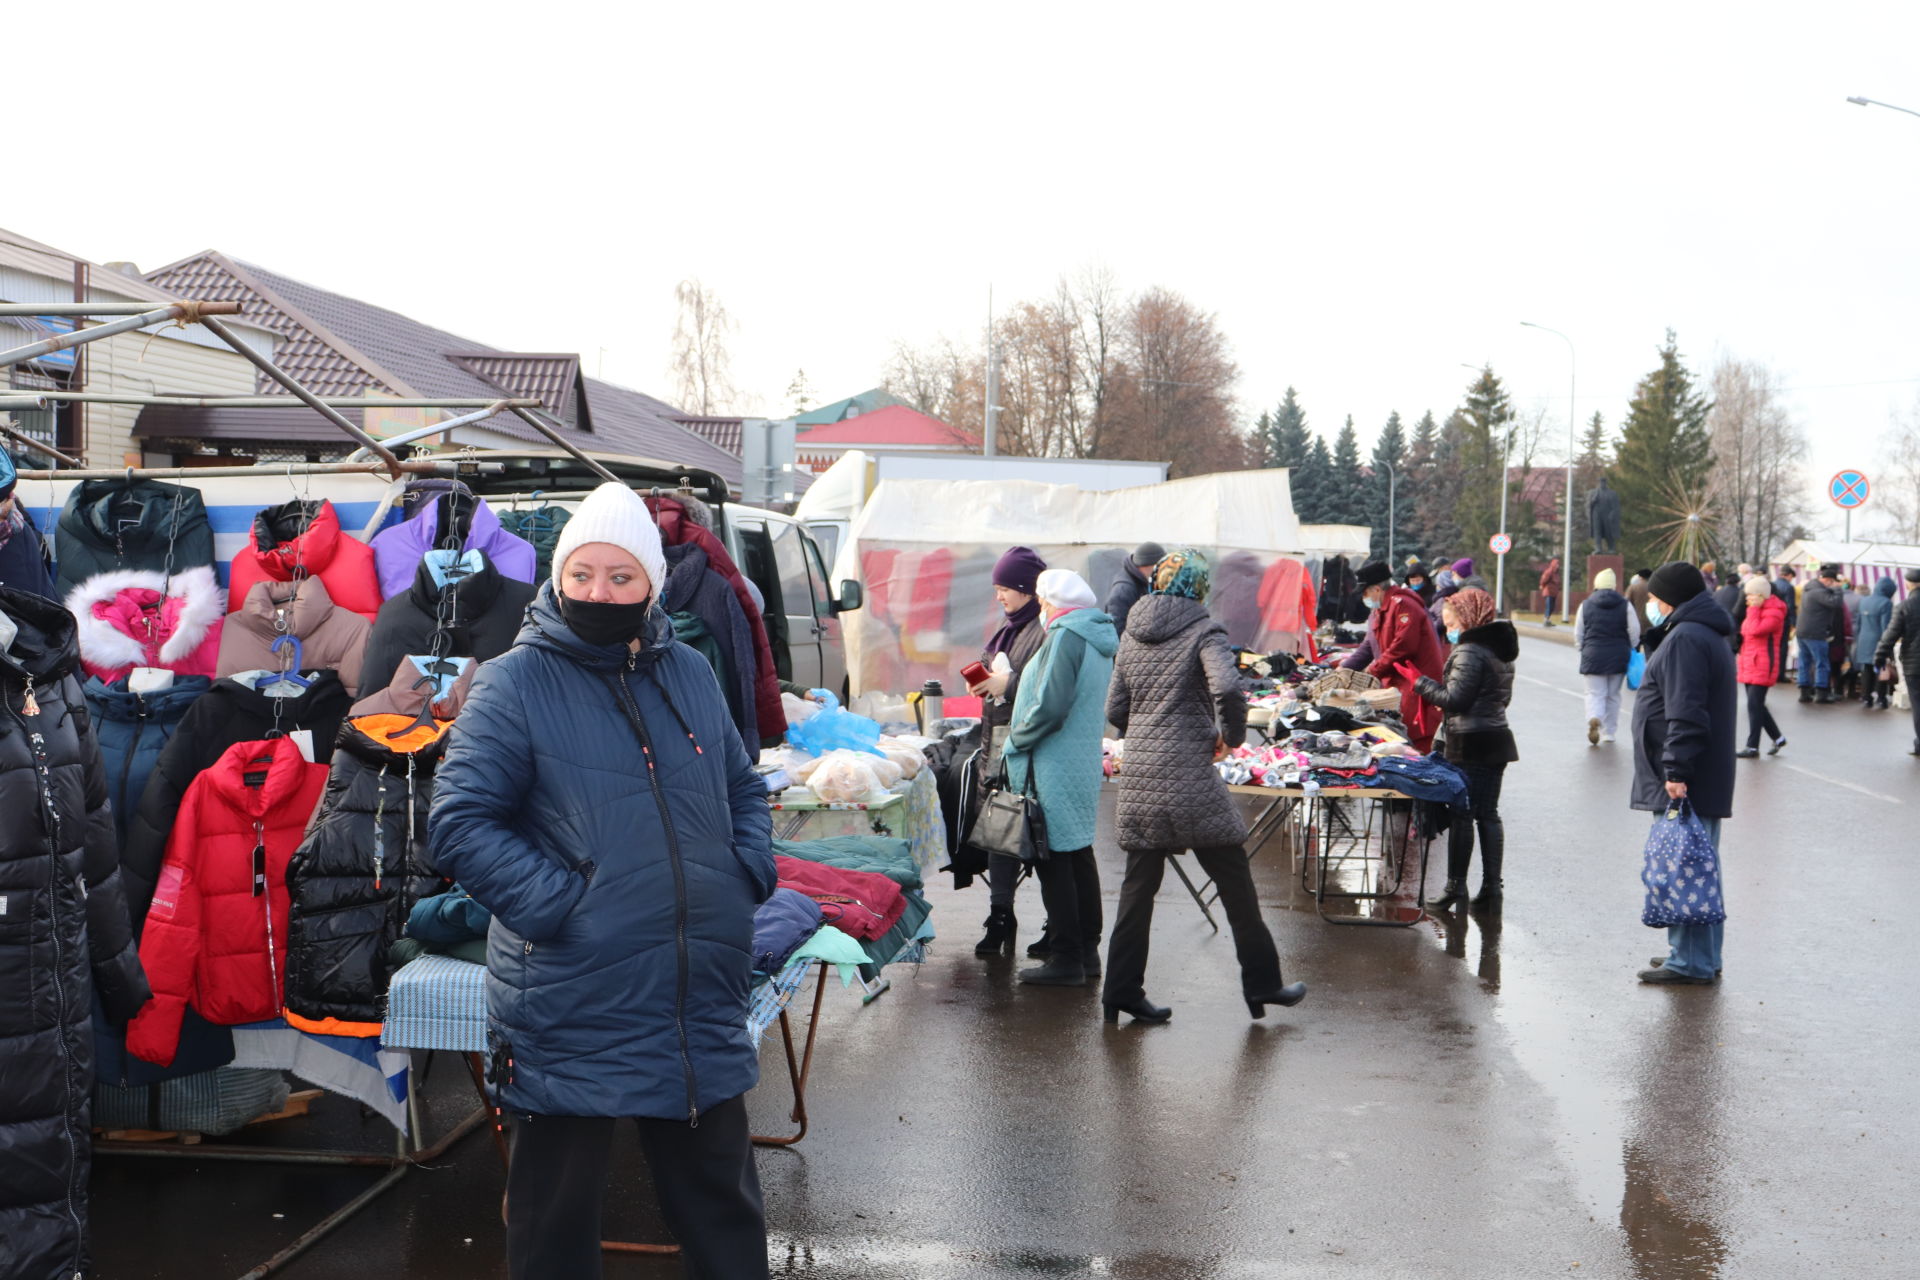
[1363, 595, 1381, 611]
[1646, 600, 1666, 626]
[1446, 628, 1462, 644]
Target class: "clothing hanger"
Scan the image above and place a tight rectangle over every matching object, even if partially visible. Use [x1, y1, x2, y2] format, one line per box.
[256, 635, 313, 692]
[386, 674, 444, 740]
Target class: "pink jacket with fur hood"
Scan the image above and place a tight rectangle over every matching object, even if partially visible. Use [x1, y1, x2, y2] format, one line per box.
[66, 565, 225, 684]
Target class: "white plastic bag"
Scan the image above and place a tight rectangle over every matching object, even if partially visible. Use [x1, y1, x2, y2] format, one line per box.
[810, 751, 891, 803]
[781, 692, 821, 725]
[875, 737, 925, 779]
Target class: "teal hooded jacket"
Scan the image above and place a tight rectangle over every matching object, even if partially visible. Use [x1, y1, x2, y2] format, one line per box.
[1003, 607, 1119, 852]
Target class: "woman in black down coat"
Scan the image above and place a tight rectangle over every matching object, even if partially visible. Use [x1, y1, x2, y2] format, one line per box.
[1416, 587, 1519, 911]
[1102, 549, 1307, 1026]
[1, 587, 150, 1280]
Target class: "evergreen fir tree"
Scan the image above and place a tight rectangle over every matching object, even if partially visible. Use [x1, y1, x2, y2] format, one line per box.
[1454, 366, 1515, 576]
[1294, 434, 1334, 523]
[1331, 416, 1366, 526]
[1251, 411, 1273, 467]
[1368, 410, 1407, 562]
[1574, 410, 1611, 501]
[1261, 387, 1311, 470]
[1400, 410, 1439, 563]
[1423, 411, 1470, 564]
[1612, 331, 1714, 571]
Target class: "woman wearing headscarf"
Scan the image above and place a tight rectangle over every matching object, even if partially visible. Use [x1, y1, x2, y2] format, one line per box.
[430, 482, 775, 1279]
[966, 545, 1050, 956]
[1415, 587, 1518, 909]
[1103, 549, 1306, 1024]
[1002, 569, 1119, 987]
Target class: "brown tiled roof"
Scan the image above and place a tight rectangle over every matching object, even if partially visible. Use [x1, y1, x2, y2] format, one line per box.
[140, 254, 742, 484]
[671, 415, 744, 456]
[448, 353, 581, 423]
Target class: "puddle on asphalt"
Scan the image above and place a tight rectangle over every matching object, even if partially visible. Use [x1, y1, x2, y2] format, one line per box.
[767, 1235, 1225, 1278]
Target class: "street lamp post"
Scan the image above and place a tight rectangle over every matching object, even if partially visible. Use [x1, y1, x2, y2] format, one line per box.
[1381, 458, 1396, 565]
[1847, 95, 1920, 120]
[1521, 321, 1577, 622]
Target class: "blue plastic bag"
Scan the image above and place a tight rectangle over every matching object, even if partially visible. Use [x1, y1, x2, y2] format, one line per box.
[1640, 802, 1726, 928]
[1626, 648, 1646, 690]
[787, 695, 884, 757]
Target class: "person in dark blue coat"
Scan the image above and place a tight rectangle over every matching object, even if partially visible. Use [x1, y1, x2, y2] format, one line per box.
[430, 482, 775, 1280]
[1629, 562, 1737, 986]
[0, 452, 57, 599]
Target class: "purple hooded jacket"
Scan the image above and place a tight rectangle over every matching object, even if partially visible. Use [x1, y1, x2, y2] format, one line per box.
[370, 495, 537, 600]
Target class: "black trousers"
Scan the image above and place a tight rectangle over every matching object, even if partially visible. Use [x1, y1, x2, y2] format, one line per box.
[1031, 846, 1104, 958]
[505, 1094, 767, 1280]
[1101, 845, 1282, 1006]
[1446, 761, 1507, 886]
[1745, 682, 1782, 749]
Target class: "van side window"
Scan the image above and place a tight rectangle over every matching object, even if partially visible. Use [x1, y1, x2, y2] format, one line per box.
[802, 534, 835, 617]
[768, 521, 818, 624]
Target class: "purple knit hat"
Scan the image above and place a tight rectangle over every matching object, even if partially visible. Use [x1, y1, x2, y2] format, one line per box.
[1451, 557, 1475, 576]
[993, 545, 1046, 595]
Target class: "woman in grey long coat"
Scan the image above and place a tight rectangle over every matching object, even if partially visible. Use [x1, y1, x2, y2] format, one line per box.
[1101, 549, 1306, 1025]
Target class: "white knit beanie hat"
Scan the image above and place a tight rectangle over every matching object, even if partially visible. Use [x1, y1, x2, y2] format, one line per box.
[1036, 568, 1096, 611]
[550, 482, 669, 598]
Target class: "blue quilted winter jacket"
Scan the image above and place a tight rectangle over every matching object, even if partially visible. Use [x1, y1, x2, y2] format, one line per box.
[429, 582, 776, 1122]
[1003, 607, 1119, 852]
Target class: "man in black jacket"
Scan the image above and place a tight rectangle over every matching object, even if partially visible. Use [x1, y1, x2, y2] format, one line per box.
[1632, 562, 1736, 986]
[1873, 567, 1920, 755]
[1104, 541, 1164, 638]
[1795, 563, 1846, 703]
[1771, 566, 1798, 684]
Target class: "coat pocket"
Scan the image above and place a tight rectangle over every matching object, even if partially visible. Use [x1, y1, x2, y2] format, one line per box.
[728, 842, 778, 903]
[0, 888, 44, 1035]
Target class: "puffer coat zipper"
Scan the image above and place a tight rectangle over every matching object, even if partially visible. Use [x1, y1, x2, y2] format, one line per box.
[603, 651, 701, 1126]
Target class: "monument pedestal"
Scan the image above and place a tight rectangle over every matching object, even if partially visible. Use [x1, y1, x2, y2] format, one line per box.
[1586, 553, 1625, 591]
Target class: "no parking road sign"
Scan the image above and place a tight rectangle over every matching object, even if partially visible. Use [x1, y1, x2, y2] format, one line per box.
[1489, 532, 1513, 556]
[1830, 470, 1870, 510]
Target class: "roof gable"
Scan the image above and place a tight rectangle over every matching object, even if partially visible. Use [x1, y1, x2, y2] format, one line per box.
[448, 353, 582, 423]
[796, 403, 980, 448]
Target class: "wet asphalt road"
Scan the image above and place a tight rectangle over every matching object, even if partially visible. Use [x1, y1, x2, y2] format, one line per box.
[89, 633, 1920, 1279]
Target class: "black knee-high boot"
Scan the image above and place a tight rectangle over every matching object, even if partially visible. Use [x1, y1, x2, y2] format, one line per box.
[1471, 814, 1504, 908]
[1433, 818, 1473, 907]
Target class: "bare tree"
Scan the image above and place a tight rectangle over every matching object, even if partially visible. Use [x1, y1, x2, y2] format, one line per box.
[1873, 396, 1920, 543]
[668, 279, 737, 415]
[1107, 286, 1243, 477]
[880, 337, 981, 428]
[1705, 357, 1809, 563]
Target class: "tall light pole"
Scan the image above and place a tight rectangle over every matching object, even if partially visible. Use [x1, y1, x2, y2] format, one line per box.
[1846, 94, 1920, 120]
[1521, 321, 1576, 621]
[1380, 458, 1396, 565]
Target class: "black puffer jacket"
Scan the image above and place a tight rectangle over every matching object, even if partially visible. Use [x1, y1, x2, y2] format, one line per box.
[284, 715, 451, 1030]
[51, 476, 216, 599]
[1107, 593, 1249, 852]
[1, 586, 150, 1280]
[360, 554, 535, 699]
[1631, 591, 1738, 819]
[1416, 621, 1519, 765]
[1874, 588, 1920, 684]
[1798, 580, 1845, 645]
[120, 672, 352, 934]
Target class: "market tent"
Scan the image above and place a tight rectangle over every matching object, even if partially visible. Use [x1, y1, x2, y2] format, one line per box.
[1769, 539, 1916, 599]
[842, 470, 1332, 694]
[1297, 524, 1372, 559]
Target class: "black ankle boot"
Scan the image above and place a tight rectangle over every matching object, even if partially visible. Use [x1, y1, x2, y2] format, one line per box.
[1102, 997, 1172, 1025]
[975, 907, 1016, 956]
[1025, 924, 1053, 959]
[1081, 946, 1102, 977]
[1018, 955, 1086, 986]
[1431, 878, 1468, 908]
[1247, 983, 1308, 1017]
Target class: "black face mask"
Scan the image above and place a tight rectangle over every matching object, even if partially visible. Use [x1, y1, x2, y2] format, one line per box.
[559, 593, 654, 648]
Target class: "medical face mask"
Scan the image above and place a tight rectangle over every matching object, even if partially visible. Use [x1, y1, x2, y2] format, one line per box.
[1363, 593, 1382, 611]
[1446, 628, 1462, 644]
[1646, 600, 1666, 626]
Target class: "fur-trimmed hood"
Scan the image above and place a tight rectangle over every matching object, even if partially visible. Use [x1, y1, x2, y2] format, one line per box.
[65, 565, 225, 676]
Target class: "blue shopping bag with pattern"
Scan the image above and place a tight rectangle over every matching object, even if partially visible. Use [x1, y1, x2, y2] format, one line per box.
[1640, 801, 1726, 927]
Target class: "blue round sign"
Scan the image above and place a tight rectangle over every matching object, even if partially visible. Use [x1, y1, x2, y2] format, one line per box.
[1830, 470, 1870, 510]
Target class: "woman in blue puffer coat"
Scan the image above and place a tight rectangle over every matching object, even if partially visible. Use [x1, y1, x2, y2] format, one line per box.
[430, 482, 775, 1280]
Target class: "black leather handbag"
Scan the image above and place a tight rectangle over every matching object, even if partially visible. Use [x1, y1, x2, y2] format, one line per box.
[966, 770, 1049, 864]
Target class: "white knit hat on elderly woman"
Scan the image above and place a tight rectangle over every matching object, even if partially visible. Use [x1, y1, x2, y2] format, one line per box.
[549, 482, 669, 596]
[1035, 568, 1097, 611]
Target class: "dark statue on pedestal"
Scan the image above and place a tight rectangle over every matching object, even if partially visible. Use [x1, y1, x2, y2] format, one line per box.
[1587, 477, 1622, 555]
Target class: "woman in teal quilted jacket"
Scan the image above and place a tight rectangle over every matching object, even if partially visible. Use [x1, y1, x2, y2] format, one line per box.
[1002, 569, 1119, 987]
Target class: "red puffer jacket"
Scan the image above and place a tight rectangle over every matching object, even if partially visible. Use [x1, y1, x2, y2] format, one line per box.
[227, 499, 382, 623]
[125, 737, 329, 1065]
[1737, 593, 1786, 686]
[774, 855, 905, 940]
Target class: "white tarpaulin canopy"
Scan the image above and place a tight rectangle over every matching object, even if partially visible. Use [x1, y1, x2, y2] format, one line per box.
[853, 469, 1304, 554]
[841, 470, 1355, 694]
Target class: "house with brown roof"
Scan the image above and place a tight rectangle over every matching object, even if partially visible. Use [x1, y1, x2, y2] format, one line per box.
[0, 226, 277, 468]
[138, 252, 742, 486]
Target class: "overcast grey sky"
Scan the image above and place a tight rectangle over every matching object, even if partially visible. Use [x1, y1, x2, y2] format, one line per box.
[20, 2, 1919, 538]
